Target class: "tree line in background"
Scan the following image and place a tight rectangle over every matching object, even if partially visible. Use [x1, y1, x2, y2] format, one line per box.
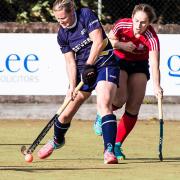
[0, 0, 179, 24]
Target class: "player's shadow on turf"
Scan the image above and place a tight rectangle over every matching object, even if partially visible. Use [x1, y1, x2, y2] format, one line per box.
[158, 157, 180, 162]
[35, 157, 180, 164]
[0, 143, 45, 146]
[125, 157, 180, 163]
[0, 167, 127, 172]
[35, 158, 126, 165]
[44, 158, 103, 161]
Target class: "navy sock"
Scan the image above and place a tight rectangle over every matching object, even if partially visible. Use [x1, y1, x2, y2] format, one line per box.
[54, 116, 70, 144]
[102, 114, 117, 151]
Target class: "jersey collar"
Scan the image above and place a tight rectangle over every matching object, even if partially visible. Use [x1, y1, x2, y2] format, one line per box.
[66, 11, 77, 29]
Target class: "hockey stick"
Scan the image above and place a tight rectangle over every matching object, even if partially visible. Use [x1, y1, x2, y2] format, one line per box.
[158, 96, 164, 161]
[21, 81, 84, 155]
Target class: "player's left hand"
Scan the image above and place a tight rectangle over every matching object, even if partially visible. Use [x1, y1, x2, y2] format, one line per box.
[154, 86, 163, 99]
[67, 86, 78, 101]
[82, 64, 97, 86]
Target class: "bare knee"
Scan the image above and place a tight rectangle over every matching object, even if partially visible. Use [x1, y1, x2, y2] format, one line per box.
[58, 114, 72, 123]
[125, 101, 142, 115]
[59, 91, 90, 123]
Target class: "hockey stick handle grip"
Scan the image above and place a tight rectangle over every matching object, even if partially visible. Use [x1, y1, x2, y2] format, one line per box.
[56, 81, 84, 115]
[158, 96, 163, 120]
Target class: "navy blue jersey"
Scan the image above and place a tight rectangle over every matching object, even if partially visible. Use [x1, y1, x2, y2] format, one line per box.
[57, 8, 116, 72]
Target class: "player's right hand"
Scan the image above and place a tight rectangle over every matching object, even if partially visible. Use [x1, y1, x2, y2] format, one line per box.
[122, 41, 136, 52]
[82, 64, 97, 86]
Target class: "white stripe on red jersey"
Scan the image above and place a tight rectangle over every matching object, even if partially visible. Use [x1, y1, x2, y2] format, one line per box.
[145, 30, 158, 51]
[113, 21, 132, 35]
[112, 18, 160, 61]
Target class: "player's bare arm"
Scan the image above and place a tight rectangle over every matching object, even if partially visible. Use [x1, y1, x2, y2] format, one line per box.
[86, 28, 104, 65]
[81, 28, 104, 86]
[64, 51, 77, 99]
[108, 30, 136, 52]
[149, 50, 163, 98]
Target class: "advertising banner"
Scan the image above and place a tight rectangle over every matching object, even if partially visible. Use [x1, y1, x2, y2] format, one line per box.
[0, 33, 179, 95]
[0, 33, 68, 95]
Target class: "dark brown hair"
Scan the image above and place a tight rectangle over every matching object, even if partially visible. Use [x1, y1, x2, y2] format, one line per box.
[132, 4, 157, 23]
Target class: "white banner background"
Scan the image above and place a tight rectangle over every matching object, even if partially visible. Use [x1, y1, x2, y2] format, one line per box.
[0, 33, 68, 95]
[0, 33, 179, 95]
[146, 34, 180, 96]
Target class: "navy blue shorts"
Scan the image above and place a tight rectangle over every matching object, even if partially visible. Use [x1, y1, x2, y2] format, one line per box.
[119, 59, 150, 80]
[77, 65, 120, 92]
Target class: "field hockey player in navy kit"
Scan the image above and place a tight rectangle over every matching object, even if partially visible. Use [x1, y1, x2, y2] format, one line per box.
[38, 0, 120, 164]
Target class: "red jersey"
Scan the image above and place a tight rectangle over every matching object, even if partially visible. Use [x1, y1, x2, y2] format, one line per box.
[112, 18, 160, 61]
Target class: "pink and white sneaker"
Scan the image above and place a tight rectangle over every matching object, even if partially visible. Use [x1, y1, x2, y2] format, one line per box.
[37, 139, 65, 159]
[104, 149, 118, 164]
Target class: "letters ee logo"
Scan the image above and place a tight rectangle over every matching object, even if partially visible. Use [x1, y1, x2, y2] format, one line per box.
[0, 54, 39, 73]
[167, 55, 180, 77]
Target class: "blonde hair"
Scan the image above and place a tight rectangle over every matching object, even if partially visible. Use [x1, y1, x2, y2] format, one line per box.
[132, 4, 157, 23]
[53, 0, 73, 13]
